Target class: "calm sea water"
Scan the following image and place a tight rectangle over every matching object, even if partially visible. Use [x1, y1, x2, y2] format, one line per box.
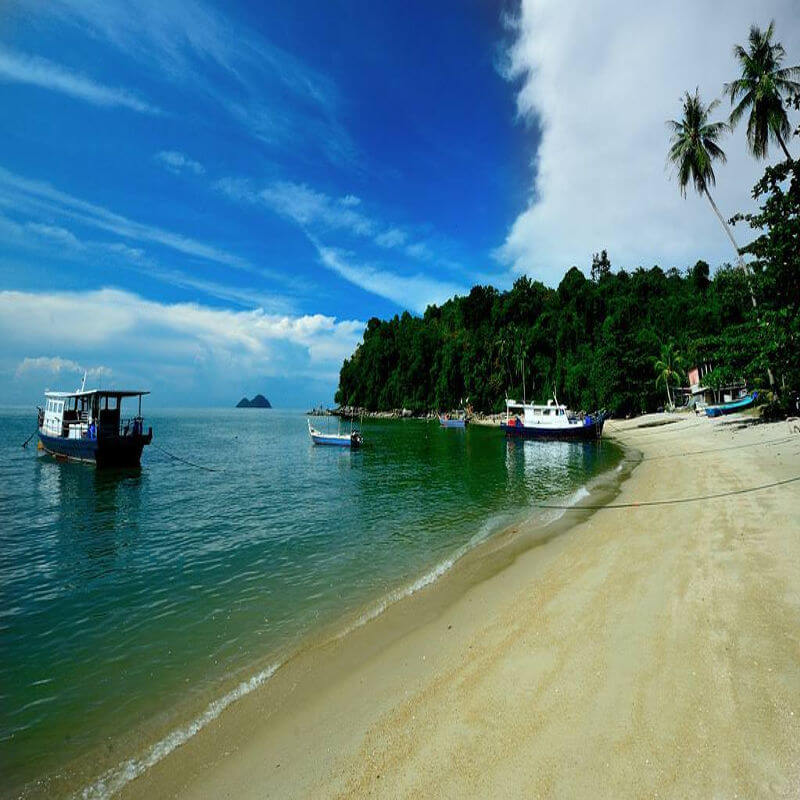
[0, 408, 621, 797]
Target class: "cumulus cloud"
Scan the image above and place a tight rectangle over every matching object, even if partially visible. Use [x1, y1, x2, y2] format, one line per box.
[154, 150, 205, 175]
[499, 0, 800, 282]
[0, 288, 364, 401]
[0, 46, 158, 113]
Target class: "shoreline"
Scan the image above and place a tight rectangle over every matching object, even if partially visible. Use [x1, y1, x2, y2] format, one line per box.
[121, 417, 799, 797]
[25, 415, 800, 798]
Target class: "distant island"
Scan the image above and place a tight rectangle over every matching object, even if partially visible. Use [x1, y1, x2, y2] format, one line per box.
[236, 394, 272, 408]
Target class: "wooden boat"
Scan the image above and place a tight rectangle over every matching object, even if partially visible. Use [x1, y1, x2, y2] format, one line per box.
[500, 398, 605, 441]
[308, 419, 363, 448]
[705, 391, 758, 418]
[37, 385, 152, 468]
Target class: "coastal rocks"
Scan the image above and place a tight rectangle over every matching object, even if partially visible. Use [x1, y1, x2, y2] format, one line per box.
[236, 394, 272, 408]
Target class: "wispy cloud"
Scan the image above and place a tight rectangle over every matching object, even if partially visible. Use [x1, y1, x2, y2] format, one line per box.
[0, 166, 250, 271]
[0, 46, 159, 114]
[316, 245, 465, 313]
[154, 150, 205, 176]
[29, 0, 355, 163]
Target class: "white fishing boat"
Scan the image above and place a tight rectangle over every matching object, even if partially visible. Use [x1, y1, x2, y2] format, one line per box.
[501, 398, 605, 441]
[307, 418, 363, 448]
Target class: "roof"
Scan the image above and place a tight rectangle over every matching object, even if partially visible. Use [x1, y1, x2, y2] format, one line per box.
[45, 389, 150, 399]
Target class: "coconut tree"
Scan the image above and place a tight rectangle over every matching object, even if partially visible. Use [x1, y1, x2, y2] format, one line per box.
[667, 89, 776, 390]
[654, 342, 685, 409]
[724, 21, 800, 161]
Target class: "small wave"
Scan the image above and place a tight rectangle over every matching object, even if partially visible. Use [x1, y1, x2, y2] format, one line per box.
[79, 663, 279, 800]
[338, 513, 509, 639]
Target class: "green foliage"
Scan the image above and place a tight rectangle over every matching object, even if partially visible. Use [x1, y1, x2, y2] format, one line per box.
[667, 89, 729, 197]
[724, 21, 800, 159]
[335, 257, 783, 417]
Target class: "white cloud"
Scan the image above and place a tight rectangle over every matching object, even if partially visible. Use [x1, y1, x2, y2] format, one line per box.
[15, 356, 111, 378]
[0, 46, 158, 114]
[339, 194, 361, 207]
[499, 0, 800, 281]
[25, 222, 83, 248]
[0, 288, 364, 395]
[154, 150, 205, 176]
[316, 246, 465, 314]
[375, 227, 407, 248]
[0, 166, 251, 271]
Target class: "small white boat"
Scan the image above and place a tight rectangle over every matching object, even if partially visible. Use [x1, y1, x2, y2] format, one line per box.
[308, 418, 363, 448]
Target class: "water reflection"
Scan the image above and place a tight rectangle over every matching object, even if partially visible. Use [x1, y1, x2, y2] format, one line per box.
[34, 457, 144, 580]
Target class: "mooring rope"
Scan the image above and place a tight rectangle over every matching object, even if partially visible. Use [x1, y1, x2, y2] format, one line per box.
[534, 474, 800, 510]
[21, 429, 37, 448]
[152, 443, 223, 472]
[637, 434, 797, 461]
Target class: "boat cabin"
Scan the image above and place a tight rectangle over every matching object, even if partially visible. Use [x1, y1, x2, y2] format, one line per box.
[505, 398, 575, 428]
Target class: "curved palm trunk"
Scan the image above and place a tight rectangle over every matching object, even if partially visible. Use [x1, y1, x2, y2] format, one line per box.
[703, 187, 777, 391]
[775, 130, 792, 162]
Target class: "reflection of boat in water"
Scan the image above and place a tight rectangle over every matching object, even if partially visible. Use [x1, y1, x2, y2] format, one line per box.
[37, 381, 152, 468]
[705, 391, 758, 418]
[308, 418, 363, 448]
[501, 398, 605, 441]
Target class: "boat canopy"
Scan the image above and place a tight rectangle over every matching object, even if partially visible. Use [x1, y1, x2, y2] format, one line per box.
[44, 389, 150, 399]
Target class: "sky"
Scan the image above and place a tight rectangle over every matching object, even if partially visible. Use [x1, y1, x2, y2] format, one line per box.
[0, 0, 798, 407]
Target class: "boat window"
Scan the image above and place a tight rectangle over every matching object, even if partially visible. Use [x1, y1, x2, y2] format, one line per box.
[543, 408, 551, 416]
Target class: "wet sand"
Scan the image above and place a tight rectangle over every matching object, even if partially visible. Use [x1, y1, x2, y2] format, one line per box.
[122, 415, 800, 799]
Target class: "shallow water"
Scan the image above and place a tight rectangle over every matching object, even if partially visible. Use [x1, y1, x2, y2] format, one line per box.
[0, 408, 620, 796]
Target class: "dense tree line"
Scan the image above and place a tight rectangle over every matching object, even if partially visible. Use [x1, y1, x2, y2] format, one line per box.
[336, 22, 799, 417]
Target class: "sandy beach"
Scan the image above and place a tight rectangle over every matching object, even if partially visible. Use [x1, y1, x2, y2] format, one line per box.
[120, 414, 800, 799]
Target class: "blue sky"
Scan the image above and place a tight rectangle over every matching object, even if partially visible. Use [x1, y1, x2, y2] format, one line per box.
[1, 0, 798, 406]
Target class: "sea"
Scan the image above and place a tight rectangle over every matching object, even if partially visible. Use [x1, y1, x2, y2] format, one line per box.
[0, 408, 622, 798]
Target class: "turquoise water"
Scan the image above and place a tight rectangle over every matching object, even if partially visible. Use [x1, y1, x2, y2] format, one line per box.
[0, 408, 621, 797]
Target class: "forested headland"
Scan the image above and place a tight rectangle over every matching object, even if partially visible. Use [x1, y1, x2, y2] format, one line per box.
[336, 23, 799, 418]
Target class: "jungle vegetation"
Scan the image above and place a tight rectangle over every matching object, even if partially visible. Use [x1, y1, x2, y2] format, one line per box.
[335, 23, 799, 417]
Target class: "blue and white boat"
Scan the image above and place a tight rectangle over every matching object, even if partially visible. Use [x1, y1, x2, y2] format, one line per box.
[705, 391, 758, 418]
[439, 411, 467, 428]
[501, 398, 605, 441]
[37, 384, 152, 468]
[308, 418, 363, 448]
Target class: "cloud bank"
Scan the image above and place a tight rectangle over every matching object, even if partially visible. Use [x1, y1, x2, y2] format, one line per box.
[500, 0, 800, 282]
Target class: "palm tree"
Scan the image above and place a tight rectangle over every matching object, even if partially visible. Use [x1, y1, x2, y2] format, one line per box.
[667, 89, 741, 253]
[654, 342, 685, 409]
[724, 21, 800, 161]
[667, 89, 776, 391]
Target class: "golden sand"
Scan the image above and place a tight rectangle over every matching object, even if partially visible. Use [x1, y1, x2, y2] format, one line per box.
[122, 415, 800, 799]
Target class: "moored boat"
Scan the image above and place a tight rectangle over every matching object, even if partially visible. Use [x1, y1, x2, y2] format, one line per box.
[705, 390, 758, 418]
[308, 418, 363, 448]
[439, 411, 467, 428]
[37, 385, 152, 468]
[500, 398, 605, 441]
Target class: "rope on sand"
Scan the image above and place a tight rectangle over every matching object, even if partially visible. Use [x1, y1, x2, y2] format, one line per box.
[637, 434, 796, 461]
[152, 443, 223, 472]
[534, 474, 800, 510]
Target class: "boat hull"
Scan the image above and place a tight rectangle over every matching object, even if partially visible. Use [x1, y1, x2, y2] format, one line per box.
[705, 391, 758, 418]
[38, 430, 151, 468]
[439, 417, 466, 428]
[501, 418, 604, 441]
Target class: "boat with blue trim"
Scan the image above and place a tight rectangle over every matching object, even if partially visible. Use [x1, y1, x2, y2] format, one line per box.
[704, 391, 758, 418]
[37, 384, 152, 468]
[439, 410, 467, 428]
[308, 418, 363, 448]
[501, 398, 605, 441]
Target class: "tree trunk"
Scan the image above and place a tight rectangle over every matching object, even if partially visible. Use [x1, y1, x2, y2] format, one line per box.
[775, 130, 792, 162]
[666, 381, 672, 409]
[703, 187, 777, 392]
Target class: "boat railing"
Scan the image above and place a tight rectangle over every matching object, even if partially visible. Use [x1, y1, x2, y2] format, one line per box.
[118, 416, 146, 437]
